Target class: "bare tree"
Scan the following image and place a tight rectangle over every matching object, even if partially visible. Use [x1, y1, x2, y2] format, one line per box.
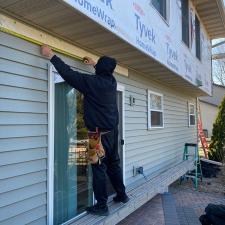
[213, 59, 225, 85]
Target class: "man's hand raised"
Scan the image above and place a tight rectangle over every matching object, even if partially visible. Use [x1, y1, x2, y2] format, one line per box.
[83, 56, 96, 66]
[41, 45, 54, 59]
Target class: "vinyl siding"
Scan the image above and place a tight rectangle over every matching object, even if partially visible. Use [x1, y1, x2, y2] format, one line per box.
[0, 30, 198, 224]
[116, 71, 197, 187]
[0, 31, 94, 225]
[0, 31, 48, 225]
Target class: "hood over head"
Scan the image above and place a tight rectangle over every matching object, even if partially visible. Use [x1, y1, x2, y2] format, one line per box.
[95, 56, 117, 76]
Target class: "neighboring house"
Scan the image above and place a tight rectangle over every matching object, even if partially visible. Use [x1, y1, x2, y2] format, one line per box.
[199, 84, 225, 138]
[0, 0, 225, 225]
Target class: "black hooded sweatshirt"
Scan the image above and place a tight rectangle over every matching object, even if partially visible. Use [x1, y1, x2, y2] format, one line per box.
[50, 55, 119, 131]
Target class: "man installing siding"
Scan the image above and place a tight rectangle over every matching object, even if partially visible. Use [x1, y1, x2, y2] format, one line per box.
[41, 45, 129, 216]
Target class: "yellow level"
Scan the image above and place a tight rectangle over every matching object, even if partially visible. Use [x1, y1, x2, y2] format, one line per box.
[0, 26, 83, 62]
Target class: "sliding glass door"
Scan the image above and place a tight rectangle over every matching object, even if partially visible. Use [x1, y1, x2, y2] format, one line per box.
[53, 74, 92, 225]
[106, 88, 125, 196]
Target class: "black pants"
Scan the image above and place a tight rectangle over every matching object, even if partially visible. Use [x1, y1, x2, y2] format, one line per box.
[91, 128, 126, 207]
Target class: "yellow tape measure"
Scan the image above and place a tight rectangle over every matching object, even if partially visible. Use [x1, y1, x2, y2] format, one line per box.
[0, 26, 83, 62]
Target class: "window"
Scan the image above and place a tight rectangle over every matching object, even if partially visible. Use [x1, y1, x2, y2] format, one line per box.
[195, 15, 201, 60]
[181, 0, 189, 47]
[188, 103, 196, 126]
[148, 90, 164, 128]
[151, 0, 168, 20]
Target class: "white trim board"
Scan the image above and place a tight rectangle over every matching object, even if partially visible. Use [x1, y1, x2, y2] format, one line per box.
[117, 83, 126, 185]
[47, 65, 55, 225]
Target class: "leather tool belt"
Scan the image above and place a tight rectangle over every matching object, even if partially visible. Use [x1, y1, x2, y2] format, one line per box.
[87, 128, 109, 164]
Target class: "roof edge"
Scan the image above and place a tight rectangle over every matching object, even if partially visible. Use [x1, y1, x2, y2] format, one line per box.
[199, 99, 219, 107]
[216, 0, 225, 37]
[213, 83, 225, 89]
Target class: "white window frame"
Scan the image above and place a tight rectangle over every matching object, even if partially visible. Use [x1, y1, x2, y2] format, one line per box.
[150, 0, 170, 24]
[148, 90, 164, 129]
[188, 102, 196, 127]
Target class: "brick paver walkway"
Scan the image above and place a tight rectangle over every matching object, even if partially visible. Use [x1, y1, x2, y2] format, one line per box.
[119, 186, 225, 225]
[118, 194, 165, 225]
[171, 187, 225, 225]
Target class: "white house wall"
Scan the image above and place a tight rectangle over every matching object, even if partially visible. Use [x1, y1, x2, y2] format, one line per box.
[0, 30, 198, 224]
[116, 71, 197, 186]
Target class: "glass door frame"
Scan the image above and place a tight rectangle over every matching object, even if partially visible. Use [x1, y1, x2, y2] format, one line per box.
[107, 83, 126, 202]
[47, 64, 126, 225]
[115, 83, 126, 185]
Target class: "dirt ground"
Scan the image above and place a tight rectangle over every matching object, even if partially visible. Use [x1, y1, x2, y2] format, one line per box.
[171, 163, 225, 195]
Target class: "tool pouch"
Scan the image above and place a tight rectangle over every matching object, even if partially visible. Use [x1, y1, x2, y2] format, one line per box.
[87, 128, 105, 164]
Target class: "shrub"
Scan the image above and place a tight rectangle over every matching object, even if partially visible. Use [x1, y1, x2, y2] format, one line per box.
[209, 95, 225, 162]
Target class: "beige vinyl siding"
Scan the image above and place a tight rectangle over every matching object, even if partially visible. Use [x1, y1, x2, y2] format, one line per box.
[116, 70, 197, 187]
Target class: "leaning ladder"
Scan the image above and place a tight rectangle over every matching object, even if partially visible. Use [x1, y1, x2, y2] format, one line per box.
[197, 100, 209, 158]
[180, 143, 203, 190]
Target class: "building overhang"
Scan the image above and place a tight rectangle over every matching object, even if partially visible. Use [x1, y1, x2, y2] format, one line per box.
[193, 0, 225, 39]
[199, 99, 219, 107]
[0, 0, 218, 96]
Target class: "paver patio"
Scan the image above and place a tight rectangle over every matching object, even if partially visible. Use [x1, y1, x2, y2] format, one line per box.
[119, 184, 225, 225]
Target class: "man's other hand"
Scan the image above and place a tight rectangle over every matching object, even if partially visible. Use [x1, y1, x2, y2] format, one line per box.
[83, 56, 96, 66]
[41, 45, 54, 59]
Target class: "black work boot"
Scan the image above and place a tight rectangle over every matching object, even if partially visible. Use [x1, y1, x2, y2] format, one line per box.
[113, 194, 129, 203]
[86, 204, 109, 216]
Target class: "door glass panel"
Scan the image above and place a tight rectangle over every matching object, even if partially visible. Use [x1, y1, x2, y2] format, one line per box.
[107, 91, 123, 196]
[54, 74, 92, 225]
